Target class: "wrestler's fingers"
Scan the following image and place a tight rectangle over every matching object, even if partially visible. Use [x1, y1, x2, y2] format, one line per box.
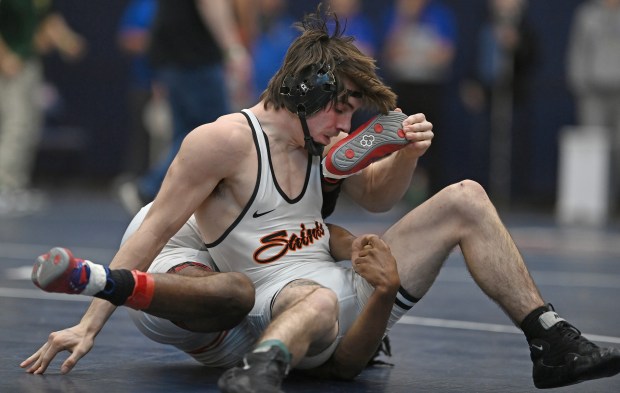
[359, 235, 382, 254]
[352, 234, 377, 249]
[60, 350, 85, 374]
[20, 345, 46, 371]
[403, 113, 426, 126]
[31, 343, 62, 374]
[404, 120, 433, 134]
[406, 130, 434, 143]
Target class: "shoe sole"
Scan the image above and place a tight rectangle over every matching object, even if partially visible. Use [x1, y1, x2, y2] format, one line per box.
[323, 111, 409, 177]
[32, 247, 79, 293]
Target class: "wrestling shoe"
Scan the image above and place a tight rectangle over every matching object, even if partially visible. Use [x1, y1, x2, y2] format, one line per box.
[322, 110, 409, 180]
[528, 313, 620, 389]
[32, 247, 92, 294]
[218, 346, 290, 393]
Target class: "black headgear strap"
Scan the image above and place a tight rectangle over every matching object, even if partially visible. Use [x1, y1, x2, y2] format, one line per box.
[298, 113, 324, 156]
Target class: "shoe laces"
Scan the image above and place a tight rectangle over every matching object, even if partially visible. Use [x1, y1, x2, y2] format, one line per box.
[556, 321, 581, 340]
[551, 321, 598, 356]
[543, 304, 595, 350]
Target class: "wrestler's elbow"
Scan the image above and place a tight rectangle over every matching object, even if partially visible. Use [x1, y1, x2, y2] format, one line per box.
[304, 360, 363, 381]
[331, 363, 364, 380]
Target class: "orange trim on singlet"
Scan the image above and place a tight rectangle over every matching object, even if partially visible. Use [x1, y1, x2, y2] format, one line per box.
[166, 261, 213, 274]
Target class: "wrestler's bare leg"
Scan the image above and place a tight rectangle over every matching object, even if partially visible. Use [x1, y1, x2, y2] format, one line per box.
[264, 279, 339, 366]
[144, 266, 255, 332]
[382, 180, 544, 324]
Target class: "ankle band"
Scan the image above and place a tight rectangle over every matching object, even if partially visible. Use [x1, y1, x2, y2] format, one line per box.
[125, 270, 155, 310]
[520, 304, 550, 340]
[538, 311, 565, 330]
[255, 339, 291, 364]
[81, 261, 107, 296]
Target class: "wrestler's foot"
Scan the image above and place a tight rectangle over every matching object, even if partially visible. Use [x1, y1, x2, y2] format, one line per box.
[528, 308, 620, 388]
[218, 346, 289, 393]
[32, 247, 93, 294]
[322, 110, 409, 181]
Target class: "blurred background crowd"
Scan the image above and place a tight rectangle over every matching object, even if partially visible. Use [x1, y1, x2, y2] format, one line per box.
[1, 0, 619, 225]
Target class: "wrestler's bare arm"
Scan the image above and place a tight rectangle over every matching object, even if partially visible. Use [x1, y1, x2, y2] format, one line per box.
[306, 235, 400, 379]
[21, 116, 249, 375]
[326, 223, 356, 261]
[109, 118, 246, 272]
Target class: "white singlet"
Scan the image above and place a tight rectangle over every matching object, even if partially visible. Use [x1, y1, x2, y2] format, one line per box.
[205, 109, 372, 368]
[123, 109, 402, 370]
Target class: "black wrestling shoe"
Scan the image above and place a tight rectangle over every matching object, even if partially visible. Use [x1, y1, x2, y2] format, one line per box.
[529, 320, 620, 389]
[218, 346, 290, 393]
[366, 335, 394, 367]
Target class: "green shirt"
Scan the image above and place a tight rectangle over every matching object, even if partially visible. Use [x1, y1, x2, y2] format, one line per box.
[0, 0, 52, 59]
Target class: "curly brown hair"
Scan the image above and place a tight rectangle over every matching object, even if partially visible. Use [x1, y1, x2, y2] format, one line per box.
[260, 4, 397, 114]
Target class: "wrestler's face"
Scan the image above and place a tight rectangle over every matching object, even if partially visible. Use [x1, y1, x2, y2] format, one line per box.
[306, 81, 363, 146]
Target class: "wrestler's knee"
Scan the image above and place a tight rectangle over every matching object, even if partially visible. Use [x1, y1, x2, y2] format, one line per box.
[441, 180, 493, 219]
[309, 287, 339, 321]
[306, 287, 340, 353]
[297, 287, 339, 338]
[275, 281, 339, 327]
[221, 272, 255, 319]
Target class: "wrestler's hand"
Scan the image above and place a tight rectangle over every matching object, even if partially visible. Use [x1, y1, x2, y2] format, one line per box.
[398, 111, 434, 160]
[20, 324, 94, 375]
[351, 235, 400, 295]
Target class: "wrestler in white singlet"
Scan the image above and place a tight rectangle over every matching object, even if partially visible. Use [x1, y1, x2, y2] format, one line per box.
[124, 109, 406, 369]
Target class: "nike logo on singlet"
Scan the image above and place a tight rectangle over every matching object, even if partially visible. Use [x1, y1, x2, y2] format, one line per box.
[252, 208, 276, 218]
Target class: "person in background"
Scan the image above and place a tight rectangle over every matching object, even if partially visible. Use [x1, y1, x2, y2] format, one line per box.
[380, 0, 457, 197]
[250, 0, 298, 99]
[117, 0, 252, 215]
[327, 0, 377, 57]
[116, 0, 159, 180]
[566, 0, 620, 213]
[0, 0, 85, 216]
[459, 0, 537, 201]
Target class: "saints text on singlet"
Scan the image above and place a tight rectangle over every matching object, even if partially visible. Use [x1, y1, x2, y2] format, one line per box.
[205, 109, 333, 287]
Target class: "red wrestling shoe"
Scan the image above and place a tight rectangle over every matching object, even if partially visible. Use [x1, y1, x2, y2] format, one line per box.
[322, 111, 409, 180]
[32, 247, 92, 294]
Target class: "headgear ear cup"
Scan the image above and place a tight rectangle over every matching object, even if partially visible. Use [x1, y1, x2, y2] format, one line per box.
[280, 63, 338, 156]
[280, 63, 337, 117]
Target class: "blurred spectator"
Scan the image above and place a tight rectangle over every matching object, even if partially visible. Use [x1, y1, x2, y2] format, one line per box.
[118, 0, 252, 215]
[460, 0, 537, 200]
[250, 0, 298, 98]
[380, 0, 456, 195]
[117, 0, 158, 178]
[232, 0, 259, 51]
[229, 0, 258, 108]
[327, 0, 380, 130]
[567, 0, 620, 210]
[328, 0, 377, 57]
[0, 0, 85, 216]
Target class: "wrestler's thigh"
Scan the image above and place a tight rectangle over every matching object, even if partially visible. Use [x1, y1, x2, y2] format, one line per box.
[381, 193, 460, 298]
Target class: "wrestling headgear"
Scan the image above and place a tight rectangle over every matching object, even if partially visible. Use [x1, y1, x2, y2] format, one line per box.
[280, 63, 337, 156]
